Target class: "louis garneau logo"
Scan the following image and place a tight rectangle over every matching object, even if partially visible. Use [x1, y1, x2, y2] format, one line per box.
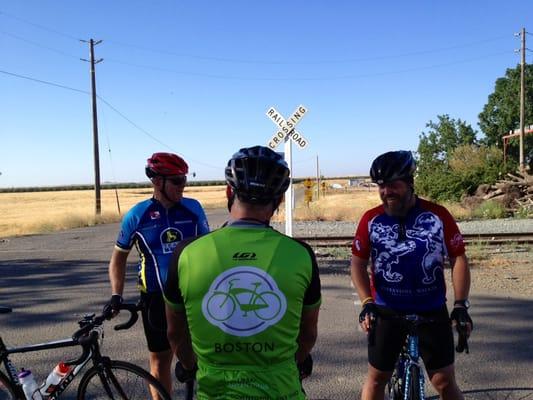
[232, 251, 257, 261]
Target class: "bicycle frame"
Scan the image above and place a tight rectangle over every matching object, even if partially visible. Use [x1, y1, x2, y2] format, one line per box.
[1, 326, 102, 399]
[388, 314, 427, 400]
[402, 317, 425, 400]
[0, 303, 140, 399]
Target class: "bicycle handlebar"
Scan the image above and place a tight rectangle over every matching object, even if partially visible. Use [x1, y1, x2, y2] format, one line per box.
[112, 303, 141, 331]
[67, 303, 142, 366]
[72, 302, 141, 341]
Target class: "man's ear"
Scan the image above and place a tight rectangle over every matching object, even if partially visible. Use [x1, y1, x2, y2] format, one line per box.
[226, 185, 235, 212]
[151, 176, 163, 188]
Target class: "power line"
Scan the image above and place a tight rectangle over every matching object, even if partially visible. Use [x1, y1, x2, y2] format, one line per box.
[0, 68, 221, 170]
[105, 50, 512, 81]
[0, 10, 80, 41]
[106, 35, 510, 65]
[0, 69, 89, 94]
[0, 31, 80, 59]
[0, 10, 510, 65]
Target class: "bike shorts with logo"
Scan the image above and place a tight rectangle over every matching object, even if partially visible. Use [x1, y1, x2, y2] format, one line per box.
[195, 359, 306, 400]
[140, 291, 170, 353]
[368, 305, 454, 371]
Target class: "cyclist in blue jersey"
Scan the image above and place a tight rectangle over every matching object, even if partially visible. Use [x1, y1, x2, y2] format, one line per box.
[351, 151, 473, 400]
[104, 152, 209, 397]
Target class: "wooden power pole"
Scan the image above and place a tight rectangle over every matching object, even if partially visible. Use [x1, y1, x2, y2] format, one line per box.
[519, 27, 526, 172]
[81, 39, 103, 215]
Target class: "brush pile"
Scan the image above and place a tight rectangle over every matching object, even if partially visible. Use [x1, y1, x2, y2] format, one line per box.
[474, 170, 533, 216]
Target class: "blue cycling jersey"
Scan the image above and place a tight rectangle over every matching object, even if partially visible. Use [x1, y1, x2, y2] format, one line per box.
[116, 197, 209, 293]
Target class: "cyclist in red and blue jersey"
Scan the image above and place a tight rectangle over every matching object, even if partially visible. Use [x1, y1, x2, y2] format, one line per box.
[351, 151, 472, 400]
[105, 152, 209, 397]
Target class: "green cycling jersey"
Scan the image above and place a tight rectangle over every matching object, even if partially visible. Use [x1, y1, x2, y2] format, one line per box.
[164, 222, 321, 399]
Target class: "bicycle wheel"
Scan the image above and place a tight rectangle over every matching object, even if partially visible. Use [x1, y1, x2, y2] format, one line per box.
[77, 360, 170, 400]
[407, 365, 421, 400]
[0, 372, 16, 400]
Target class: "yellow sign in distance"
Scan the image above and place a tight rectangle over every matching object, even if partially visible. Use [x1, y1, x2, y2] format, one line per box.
[303, 178, 314, 189]
[304, 188, 313, 205]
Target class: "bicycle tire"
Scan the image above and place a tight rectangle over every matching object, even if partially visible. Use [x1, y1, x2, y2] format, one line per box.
[407, 365, 421, 400]
[77, 360, 171, 400]
[0, 371, 16, 400]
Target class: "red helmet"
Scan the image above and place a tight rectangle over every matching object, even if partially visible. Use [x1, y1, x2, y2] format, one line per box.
[145, 152, 188, 178]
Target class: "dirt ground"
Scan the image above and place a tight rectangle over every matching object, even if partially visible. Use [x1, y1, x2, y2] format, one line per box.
[447, 244, 532, 299]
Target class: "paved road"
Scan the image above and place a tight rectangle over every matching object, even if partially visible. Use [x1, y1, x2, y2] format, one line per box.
[1, 217, 532, 399]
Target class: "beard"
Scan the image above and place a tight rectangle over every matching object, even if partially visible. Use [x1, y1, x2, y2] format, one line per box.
[382, 192, 413, 217]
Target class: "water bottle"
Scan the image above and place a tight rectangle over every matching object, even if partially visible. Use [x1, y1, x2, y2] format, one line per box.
[17, 369, 43, 400]
[39, 362, 70, 397]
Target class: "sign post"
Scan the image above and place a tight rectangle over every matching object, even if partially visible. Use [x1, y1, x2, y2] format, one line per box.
[265, 105, 309, 237]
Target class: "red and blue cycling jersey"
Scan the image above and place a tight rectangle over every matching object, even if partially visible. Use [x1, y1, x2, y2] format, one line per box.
[115, 197, 209, 293]
[352, 197, 465, 312]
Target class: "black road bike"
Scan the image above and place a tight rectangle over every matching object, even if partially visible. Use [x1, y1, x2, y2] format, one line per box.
[0, 304, 171, 399]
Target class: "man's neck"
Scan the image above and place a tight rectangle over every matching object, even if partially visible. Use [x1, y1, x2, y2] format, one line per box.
[153, 192, 177, 209]
[229, 200, 273, 223]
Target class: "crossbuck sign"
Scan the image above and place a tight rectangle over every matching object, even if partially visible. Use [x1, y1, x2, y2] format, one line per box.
[266, 105, 309, 150]
[265, 105, 309, 237]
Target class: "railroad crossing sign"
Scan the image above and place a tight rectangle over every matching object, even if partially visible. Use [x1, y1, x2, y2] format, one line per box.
[265, 104, 310, 237]
[266, 105, 309, 150]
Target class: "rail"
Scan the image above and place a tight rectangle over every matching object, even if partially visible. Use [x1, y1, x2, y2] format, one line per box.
[295, 232, 533, 248]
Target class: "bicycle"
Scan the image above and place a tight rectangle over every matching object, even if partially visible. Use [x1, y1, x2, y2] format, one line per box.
[206, 279, 282, 321]
[379, 313, 469, 400]
[0, 303, 171, 399]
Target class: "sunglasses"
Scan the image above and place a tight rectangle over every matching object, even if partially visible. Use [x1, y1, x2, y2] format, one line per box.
[167, 175, 187, 186]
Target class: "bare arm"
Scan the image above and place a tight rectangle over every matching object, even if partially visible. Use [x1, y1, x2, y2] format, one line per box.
[296, 307, 319, 363]
[109, 248, 129, 295]
[351, 255, 372, 302]
[351, 255, 374, 333]
[450, 254, 470, 303]
[166, 306, 196, 370]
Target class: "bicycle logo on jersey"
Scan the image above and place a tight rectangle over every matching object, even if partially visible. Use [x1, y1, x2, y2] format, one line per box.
[202, 266, 287, 336]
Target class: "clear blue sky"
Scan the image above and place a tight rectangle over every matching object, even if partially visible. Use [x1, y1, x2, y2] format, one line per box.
[0, 1, 531, 188]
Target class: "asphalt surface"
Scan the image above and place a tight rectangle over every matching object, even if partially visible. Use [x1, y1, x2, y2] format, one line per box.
[1, 212, 532, 399]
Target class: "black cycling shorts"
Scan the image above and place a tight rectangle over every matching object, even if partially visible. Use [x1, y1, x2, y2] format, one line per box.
[368, 305, 454, 372]
[140, 291, 170, 353]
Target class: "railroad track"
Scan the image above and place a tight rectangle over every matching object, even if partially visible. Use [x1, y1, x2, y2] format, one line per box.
[295, 232, 533, 248]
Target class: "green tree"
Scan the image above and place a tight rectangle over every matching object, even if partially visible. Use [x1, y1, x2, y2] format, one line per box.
[449, 144, 505, 195]
[416, 115, 477, 201]
[478, 64, 533, 167]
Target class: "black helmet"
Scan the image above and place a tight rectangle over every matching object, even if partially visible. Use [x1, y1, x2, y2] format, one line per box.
[225, 145, 290, 204]
[370, 150, 416, 184]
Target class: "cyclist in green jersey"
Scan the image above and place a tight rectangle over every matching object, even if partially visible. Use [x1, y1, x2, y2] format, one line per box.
[164, 145, 321, 399]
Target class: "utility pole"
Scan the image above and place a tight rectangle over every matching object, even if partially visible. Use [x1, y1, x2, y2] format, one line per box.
[519, 27, 526, 172]
[316, 154, 320, 200]
[81, 39, 103, 215]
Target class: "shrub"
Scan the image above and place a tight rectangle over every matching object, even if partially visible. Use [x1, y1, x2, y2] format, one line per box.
[472, 200, 507, 219]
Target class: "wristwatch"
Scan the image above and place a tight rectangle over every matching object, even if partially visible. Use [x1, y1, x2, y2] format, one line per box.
[454, 299, 470, 309]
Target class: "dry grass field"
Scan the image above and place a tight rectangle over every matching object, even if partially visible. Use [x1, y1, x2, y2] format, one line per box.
[0, 180, 475, 238]
[0, 181, 382, 237]
[273, 186, 380, 223]
[0, 186, 227, 238]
